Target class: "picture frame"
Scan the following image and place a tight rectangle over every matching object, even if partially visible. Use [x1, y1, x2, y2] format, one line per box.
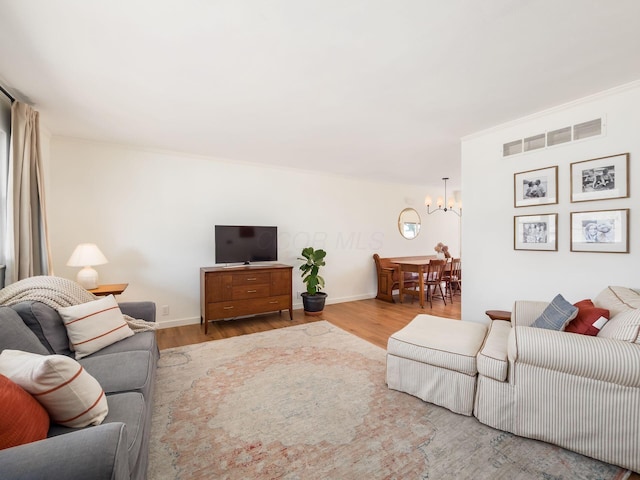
[570, 208, 629, 253]
[514, 166, 558, 207]
[570, 153, 629, 203]
[514, 213, 558, 251]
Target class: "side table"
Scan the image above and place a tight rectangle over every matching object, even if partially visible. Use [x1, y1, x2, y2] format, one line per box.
[88, 283, 128, 297]
[485, 310, 511, 321]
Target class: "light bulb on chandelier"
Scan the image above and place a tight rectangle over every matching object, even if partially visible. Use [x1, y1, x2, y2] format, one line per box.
[425, 177, 462, 217]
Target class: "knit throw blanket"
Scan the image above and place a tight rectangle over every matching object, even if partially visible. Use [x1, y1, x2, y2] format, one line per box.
[0, 276, 156, 332]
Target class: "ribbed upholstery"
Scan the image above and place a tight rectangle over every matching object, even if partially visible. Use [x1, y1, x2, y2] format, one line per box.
[386, 315, 487, 416]
[473, 375, 515, 432]
[515, 363, 640, 472]
[599, 309, 640, 343]
[512, 300, 548, 327]
[514, 326, 640, 386]
[386, 353, 477, 416]
[387, 315, 486, 376]
[476, 320, 510, 381]
[475, 300, 640, 473]
[594, 285, 640, 316]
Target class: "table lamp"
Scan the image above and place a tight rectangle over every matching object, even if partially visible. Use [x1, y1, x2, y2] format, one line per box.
[66, 243, 108, 289]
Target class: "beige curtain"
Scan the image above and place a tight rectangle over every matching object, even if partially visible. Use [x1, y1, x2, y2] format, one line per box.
[5, 101, 52, 284]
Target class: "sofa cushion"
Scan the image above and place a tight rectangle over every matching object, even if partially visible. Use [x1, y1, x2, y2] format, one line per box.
[11, 301, 72, 356]
[0, 306, 50, 355]
[88, 330, 158, 359]
[0, 350, 108, 428]
[565, 299, 609, 336]
[387, 315, 487, 376]
[594, 286, 640, 317]
[531, 294, 578, 331]
[80, 350, 155, 398]
[0, 374, 49, 450]
[58, 295, 134, 360]
[598, 309, 640, 343]
[48, 392, 146, 475]
[477, 320, 511, 381]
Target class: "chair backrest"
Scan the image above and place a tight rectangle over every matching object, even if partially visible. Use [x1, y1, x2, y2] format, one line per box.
[426, 259, 447, 283]
[450, 258, 461, 280]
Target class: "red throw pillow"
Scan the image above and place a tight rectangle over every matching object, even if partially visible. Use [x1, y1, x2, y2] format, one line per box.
[565, 299, 610, 336]
[0, 374, 50, 450]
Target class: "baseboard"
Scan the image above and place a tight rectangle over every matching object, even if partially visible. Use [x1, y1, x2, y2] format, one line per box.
[156, 293, 377, 329]
[157, 316, 201, 329]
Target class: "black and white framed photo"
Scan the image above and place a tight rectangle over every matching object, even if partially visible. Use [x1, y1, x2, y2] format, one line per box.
[570, 209, 629, 253]
[514, 166, 558, 207]
[514, 213, 557, 251]
[570, 153, 629, 203]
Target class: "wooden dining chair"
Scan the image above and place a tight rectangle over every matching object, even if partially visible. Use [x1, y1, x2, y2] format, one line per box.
[423, 259, 448, 308]
[444, 257, 462, 302]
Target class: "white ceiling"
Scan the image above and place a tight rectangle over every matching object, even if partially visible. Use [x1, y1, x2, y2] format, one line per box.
[2, 1, 640, 189]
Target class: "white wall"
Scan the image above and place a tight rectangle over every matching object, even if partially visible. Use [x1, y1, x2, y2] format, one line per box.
[48, 139, 460, 327]
[461, 81, 640, 323]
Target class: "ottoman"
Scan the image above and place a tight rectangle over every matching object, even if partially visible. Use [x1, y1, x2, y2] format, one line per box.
[386, 314, 488, 415]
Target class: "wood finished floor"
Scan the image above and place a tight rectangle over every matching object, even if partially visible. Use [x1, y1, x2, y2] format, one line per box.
[156, 293, 461, 350]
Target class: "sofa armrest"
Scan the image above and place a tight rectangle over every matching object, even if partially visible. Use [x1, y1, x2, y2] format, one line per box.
[477, 320, 511, 381]
[511, 300, 549, 327]
[119, 301, 156, 323]
[0, 423, 130, 480]
[508, 326, 640, 387]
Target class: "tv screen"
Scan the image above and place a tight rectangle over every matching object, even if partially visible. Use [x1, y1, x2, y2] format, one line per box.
[215, 225, 278, 264]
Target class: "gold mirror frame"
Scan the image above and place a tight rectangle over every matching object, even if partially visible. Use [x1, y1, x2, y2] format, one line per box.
[398, 208, 421, 239]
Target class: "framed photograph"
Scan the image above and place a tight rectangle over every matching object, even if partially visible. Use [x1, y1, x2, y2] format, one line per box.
[570, 153, 629, 202]
[514, 166, 558, 207]
[514, 213, 558, 251]
[570, 209, 629, 253]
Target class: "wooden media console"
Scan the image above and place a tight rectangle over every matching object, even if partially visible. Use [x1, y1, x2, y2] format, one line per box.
[200, 264, 293, 334]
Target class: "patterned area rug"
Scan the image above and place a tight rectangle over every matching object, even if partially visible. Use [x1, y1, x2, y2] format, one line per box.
[149, 322, 630, 480]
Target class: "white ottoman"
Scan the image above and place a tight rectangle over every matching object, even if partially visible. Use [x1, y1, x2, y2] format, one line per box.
[386, 314, 488, 416]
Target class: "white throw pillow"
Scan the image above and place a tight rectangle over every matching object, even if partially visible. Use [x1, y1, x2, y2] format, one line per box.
[593, 286, 640, 317]
[0, 350, 108, 427]
[598, 309, 640, 343]
[58, 295, 134, 359]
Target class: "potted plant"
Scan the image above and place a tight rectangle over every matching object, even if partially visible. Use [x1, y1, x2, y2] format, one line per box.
[298, 247, 327, 316]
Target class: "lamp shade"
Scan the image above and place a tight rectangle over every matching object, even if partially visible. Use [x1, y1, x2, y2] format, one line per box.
[66, 244, 108, 267]
[66, 244, 108, 289]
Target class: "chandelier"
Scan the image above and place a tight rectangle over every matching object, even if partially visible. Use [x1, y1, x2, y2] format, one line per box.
[425, 177, 462, 217]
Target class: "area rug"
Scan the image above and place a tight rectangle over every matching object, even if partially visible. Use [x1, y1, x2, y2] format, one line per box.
[149, 322, 629, 480]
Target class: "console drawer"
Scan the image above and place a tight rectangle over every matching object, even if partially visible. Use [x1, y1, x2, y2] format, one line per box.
[207, 295, 291, 319]
[232, 273, 270, 285]
[231, 284, 270, 299]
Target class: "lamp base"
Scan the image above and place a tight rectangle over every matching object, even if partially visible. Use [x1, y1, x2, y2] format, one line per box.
[76, 267, 99, 289]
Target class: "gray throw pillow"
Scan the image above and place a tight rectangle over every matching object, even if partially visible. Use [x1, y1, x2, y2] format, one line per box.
[11, 301, 73, 356]
[0, 306, 50, 354]
[531, 294, 578, 330]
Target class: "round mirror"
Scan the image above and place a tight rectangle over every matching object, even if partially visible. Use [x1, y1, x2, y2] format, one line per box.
[398, 208, 421, 239]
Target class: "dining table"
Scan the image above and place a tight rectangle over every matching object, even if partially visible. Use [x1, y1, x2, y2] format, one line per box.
[389, 256, 438, 308]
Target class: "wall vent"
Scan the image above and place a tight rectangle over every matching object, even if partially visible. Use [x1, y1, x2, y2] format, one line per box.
[503, 117, 603, 157]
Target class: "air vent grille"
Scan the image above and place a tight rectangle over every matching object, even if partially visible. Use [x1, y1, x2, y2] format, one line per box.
[503, 118, 602, 157]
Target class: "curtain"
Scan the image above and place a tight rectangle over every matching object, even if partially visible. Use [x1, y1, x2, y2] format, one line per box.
[4, 101, 52, 284]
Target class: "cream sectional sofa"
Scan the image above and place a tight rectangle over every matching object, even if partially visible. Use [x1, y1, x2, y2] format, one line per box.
[474, 286, 640, 472]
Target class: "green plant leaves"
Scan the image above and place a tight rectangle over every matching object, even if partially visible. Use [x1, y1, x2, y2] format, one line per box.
[297, 247, 327, 295]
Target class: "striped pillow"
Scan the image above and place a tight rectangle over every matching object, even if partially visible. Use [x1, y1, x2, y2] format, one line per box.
[0, 350, 108, 428]
[594, 286, 640, 317]
[598, 309, 640, 343]
[58, 295, 134, 359]
[531, 294, 578, 331]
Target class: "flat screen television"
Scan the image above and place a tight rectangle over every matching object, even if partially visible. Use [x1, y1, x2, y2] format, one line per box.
[215, 225, 278, 264]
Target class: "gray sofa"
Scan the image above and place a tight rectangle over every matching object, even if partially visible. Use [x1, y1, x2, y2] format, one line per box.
[0, 300, 159, 480]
